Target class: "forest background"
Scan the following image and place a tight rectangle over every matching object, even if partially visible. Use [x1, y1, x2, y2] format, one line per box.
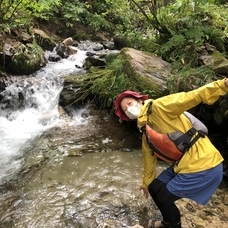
[1, 0, 228, 105]
[1, 0, 228, 67]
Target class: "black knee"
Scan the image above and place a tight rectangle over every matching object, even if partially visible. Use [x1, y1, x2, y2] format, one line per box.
[148, 178, 166, 197]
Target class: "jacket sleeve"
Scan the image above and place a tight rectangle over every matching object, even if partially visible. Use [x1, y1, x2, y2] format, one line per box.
[141, 133, 157, 188]
[154, 79, 228, 119]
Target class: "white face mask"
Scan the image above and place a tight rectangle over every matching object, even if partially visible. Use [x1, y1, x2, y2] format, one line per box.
[125, 103, 141, 120]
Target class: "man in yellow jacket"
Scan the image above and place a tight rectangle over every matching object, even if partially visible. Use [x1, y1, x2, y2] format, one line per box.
[114, 79, 228, 228]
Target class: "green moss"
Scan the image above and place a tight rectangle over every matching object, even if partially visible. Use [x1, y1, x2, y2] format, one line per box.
[10, 42, 44, 75]
[212, 51, 227, 66]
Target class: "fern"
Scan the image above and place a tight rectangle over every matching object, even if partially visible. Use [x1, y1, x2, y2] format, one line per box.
[160, 34, 186, 56]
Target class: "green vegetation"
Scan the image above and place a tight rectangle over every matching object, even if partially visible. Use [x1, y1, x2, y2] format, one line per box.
[0, 0, 61, 32]
[167, 66, 216, 93]
[1, 0, 228, 68]
[1, 0, 228, 107]
[128, 0, 228, 68]
[65, 53, 132, 109]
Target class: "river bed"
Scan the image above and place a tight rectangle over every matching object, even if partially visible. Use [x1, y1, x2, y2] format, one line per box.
[0, 110, 228, 228]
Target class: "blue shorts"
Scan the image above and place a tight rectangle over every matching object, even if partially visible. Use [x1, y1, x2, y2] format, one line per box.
[157, 163, 223, 205]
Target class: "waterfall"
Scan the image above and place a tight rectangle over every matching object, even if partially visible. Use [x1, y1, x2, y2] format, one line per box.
[0, 49, 88, 183]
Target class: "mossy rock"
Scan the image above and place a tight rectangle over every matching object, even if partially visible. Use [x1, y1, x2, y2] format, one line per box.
[33, 28, 57, 51]
[8, 42, 46, 75]
[120, 48, 171, 98]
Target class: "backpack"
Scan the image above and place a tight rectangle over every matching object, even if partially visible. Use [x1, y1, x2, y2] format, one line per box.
[143, 102, 207, 163]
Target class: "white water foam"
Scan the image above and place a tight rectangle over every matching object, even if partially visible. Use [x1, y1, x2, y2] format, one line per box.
[0, 48, 89, 183]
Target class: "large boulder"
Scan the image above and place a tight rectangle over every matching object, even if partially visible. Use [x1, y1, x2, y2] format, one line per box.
[120, 48, 171, 97]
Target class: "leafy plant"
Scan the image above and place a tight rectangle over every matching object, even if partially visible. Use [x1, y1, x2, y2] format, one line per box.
[128, 0, 228, 70]
[0, 0, 61, 29]
[66, 53, 133, 109]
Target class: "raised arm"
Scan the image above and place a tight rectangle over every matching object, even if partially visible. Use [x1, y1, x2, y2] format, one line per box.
[153, 79, 228, 119]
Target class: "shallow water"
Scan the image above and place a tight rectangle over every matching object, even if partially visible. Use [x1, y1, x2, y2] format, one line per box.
[0, 111, 228, 228]
[0, 147, 168, 228]
[14, 150, 149, 227]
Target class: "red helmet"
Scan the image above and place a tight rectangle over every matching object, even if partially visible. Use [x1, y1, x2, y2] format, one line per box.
[114, 90, 148, 121]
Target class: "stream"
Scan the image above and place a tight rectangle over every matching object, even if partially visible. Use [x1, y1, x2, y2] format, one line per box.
[0, 43, 228, 228]
[0, 48, 87, 184]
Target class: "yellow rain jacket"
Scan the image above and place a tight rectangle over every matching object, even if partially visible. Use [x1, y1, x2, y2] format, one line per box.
[137, 79, 227, 188]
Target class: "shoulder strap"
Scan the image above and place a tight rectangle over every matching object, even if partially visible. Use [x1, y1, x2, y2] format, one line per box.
[147, 101, 153, 116]
[140, 101, 153, 132]
[187, 130, 205, 149]
[173, 127, 197, 145]
[173, 127, 205, 152]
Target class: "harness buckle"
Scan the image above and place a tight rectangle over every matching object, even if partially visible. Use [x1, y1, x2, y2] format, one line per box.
[198, 130, 205, 138]
[188, 128, 197, 136]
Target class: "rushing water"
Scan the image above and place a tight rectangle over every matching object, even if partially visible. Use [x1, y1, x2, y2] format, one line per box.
[0, 48, 88, 184]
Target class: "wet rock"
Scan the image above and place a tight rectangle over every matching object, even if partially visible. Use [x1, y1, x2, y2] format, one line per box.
[55, 37, 78, 58]
[48, 53, 61, 62]
[102, 41, 116, 50]
[33, 28, 56, 51]
[83, 55, 106, 69]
